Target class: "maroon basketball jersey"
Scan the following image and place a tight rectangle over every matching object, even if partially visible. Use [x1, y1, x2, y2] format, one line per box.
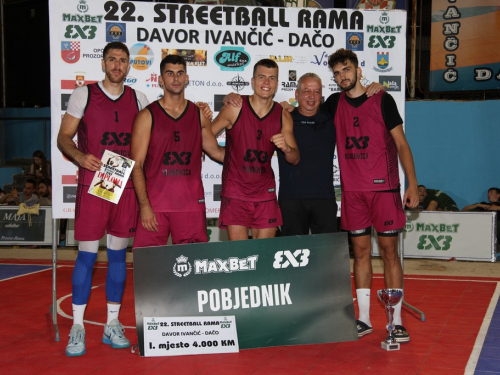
[221, 96, 282, 202]
[143, 100, 205, 212]
[335, 91, 400, 191]
[78, 83, 139, 187]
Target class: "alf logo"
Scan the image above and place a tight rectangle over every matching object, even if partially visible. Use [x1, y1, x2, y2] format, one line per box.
[61, 41, 80, 64]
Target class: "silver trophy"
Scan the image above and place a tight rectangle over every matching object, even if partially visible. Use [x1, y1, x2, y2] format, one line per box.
[377, 289, 403, 351]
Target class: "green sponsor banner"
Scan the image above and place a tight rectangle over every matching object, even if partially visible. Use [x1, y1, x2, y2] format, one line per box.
[134, 233, 357, 356]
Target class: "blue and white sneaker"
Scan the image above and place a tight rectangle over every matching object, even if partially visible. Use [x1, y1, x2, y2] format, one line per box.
[66, 324, 86, 357]
[103, 319, 130, 349]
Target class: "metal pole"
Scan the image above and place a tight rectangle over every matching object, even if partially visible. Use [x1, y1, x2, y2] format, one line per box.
[50, 217, 60, 341]
[399, 230, 425, 321]
[409, 0, 417, 98]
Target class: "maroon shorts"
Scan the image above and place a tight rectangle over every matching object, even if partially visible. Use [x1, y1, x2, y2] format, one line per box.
[74, 185, 137, 241]
[341, 190, 405, 233]
[219, 197, 282, 229]
[133, 211, 207, 248]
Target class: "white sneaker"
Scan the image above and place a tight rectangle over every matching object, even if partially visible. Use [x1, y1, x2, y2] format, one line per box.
[103, 319, 130, 349]
[66, 324, 86, 356]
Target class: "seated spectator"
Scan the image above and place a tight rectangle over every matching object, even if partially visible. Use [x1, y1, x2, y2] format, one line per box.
[417, 185, 459, 211]
[38, 178, 52, 206]
[29, 150, 51, 180]
[462, 187, 500, 212]
[0, 179, 39, 206]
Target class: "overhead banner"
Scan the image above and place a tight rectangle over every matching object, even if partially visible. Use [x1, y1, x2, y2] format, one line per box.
[133, 233, 357, 356]
[372, 211, 497, 262]
[49, 0, 407, 219]
[430, 1, 500, 91]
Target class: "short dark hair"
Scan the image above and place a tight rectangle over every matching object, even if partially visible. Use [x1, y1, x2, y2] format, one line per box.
[25, 179, 37, 188]
[253, 58, 278, 77]
[488, 187, 500, 195]
[328, 48, 359, 70]
[103, 42, 130, 60]
[39, 178, 52, 188]
[160, 54, 187, 73]
[418, 185, 426, 189]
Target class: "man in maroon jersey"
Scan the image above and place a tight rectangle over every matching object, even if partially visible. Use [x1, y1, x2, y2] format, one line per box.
[131, 54, 224, 247]
[211, 59, 300, 241]
[328, 48, 419, 342]
[58, 42, 149, 357]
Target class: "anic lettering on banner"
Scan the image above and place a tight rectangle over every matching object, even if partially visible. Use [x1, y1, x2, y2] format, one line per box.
[430, 0, 500, 91]
[49, 0, 407, 219]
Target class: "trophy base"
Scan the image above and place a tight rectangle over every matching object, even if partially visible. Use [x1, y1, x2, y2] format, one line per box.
[381, 341, 400, 351]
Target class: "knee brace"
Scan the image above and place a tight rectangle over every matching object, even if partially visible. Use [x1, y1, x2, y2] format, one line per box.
[106, 248, 127, 303]
[72, 250, 98, 305]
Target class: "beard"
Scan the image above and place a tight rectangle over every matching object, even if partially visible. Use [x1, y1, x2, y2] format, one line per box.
[339, 74, 357, 92]
[106, 69, 126, 84]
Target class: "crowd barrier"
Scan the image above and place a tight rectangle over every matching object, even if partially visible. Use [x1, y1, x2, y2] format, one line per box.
[1, 207, 496, 262]
[0, 205, 54, 245]
[372, 211, 497, 262]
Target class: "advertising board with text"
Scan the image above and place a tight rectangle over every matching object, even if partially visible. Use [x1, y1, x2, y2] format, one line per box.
[49, 0, 407, 219]
[134, 233, 357, 356]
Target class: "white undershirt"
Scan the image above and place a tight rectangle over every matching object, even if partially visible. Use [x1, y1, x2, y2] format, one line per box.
[66, 81, 149, 119]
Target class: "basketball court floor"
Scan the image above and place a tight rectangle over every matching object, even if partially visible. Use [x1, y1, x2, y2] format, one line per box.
[1, 252, 499, 374]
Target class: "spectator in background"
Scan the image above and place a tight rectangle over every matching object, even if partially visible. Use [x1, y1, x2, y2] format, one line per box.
[38, 178, 52, 206]
[0, 179, 39, 206]
[30, 150, 51, 180]
[462, 187, 500, 212]
[417, 185, 459, 211]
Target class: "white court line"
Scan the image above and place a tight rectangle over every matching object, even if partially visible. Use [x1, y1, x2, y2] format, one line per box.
[365, 275, 500, 283]
[465, 281, 500, 375]
[57, 286, 135, 329]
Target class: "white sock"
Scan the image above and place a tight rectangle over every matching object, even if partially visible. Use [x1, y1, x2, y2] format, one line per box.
[107, 303, 121, 324]
[356, 289, 371, 327]
[393, 294, 403, 326]
[72, 304, 87, 327]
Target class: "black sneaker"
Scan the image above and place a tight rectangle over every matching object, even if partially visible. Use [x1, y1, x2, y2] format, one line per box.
[393, 325, 410, 343]
[356, 320, 373, 338]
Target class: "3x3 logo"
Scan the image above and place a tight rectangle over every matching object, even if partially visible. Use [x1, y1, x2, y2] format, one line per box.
[273, 249, 310, 269]
[244, 149, 268, 163]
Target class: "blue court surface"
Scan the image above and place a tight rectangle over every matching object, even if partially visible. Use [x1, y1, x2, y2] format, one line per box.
[0, 264, 51, 281]
[475, 298, 500, 374]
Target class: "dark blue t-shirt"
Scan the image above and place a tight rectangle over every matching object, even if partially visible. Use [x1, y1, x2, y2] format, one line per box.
[278, 109, 336, 200]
